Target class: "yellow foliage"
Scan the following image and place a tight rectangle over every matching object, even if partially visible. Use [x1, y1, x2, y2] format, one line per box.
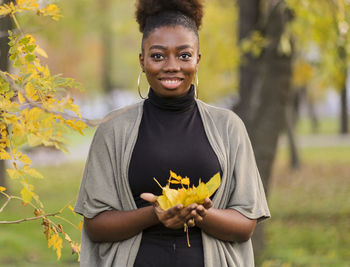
[37, 4, 63, 21]
[21, 186, 34, 203]
[0, 1, 82, 261]
[0, 150, 11, 160]
[7, 168, 22, 179]
[48, 233, 63, 260]
[23, 166, 43, 179]
[35, 46, 48, 58]
[293, 60, 314, 87]
[155, 171, 221, 210]
[18, 153, 32, 165]
[78, 221, 83, 231]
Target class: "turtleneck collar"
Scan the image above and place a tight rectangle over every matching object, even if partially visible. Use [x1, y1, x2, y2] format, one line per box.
[147, 85, 196, 112]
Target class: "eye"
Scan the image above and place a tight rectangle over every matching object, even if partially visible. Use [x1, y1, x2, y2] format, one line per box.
[179, 53, 192, 60]
[151, 53, 164, 60]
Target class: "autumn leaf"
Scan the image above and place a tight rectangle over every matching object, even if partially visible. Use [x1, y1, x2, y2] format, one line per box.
[0, 150, 11, 160]
[0, 186, 6, 192]
[18, 153, 32, 165]
[78, 221, 83, 231]
[7, 168, 22, 179]
[21, 186, 34, 203]
[154, 171, 221, 210]
[48, 233, 63, 260]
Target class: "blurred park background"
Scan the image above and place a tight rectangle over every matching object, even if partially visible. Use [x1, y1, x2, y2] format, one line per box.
[0, 0, 350, 266]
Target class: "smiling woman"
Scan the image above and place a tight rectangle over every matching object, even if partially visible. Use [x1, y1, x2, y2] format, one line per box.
[139, 26, 200, 97]
[74, 0, 270, 266]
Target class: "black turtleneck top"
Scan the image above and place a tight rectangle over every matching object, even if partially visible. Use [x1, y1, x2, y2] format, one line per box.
[128, 86, 221, 237]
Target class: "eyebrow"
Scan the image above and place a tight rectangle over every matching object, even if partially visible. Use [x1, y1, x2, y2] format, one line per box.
[149, 44, 194, 50]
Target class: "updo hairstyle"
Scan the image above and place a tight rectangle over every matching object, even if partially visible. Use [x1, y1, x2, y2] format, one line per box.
[135, 0, 204, 50]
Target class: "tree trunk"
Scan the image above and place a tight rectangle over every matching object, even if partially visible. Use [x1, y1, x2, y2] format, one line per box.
[301, 87, 320, 134]
[235, 0, 293, 255]
[99, 0, 113, 94]
[340, 85, 348, 134]
[286, 95, 300, 169]
[0, 2, 12, 190]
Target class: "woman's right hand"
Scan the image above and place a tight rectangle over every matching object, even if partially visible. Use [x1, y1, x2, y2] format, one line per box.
[141, 193, 198, 229]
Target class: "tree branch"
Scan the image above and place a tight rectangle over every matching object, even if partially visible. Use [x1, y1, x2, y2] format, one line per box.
[0, 195, 12, 213]
[0, 71, 102, 126]
[0, 212, 60, 224]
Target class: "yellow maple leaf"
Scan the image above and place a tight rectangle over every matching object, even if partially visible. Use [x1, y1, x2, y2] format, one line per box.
[154, 171, 221, 210]
[21, 186, 34, 203]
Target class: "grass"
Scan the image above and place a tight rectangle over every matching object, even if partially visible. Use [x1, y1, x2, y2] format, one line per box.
[296, 117, 339, 135]
[0, 162, 84, 267]
[0, 134, 349, 266]
[258, 145, 350, 267]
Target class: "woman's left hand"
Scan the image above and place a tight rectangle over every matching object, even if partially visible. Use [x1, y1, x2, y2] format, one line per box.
[187, 198, 213, 227]
[140, 193, 213, 228]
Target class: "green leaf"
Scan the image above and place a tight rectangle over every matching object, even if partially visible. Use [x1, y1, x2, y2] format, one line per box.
[25, 54, 36, 62]
[19, 37, 30, 46]
[25, 44, 36, 53]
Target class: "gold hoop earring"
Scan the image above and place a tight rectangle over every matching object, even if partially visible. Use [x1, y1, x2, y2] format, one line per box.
[194, 73, 199, 99]
[137, 71, 147, 99]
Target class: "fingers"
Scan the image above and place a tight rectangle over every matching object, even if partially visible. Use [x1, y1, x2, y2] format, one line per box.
[187, 218, 195, 227]
[140, 196, 212, 229]
[203, 198, 213, 210]
[163, 204, 183, 219]
[140, 193, 157, 204]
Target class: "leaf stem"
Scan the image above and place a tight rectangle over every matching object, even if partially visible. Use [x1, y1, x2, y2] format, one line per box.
[10, 13, 23, 35]
[54, 215, 79, 230]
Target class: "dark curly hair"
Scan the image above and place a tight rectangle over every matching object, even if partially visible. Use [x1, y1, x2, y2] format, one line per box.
[135, 0, 204, 50]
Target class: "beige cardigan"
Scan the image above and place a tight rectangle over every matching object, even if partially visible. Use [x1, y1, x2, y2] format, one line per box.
[74, 100, 270, 267]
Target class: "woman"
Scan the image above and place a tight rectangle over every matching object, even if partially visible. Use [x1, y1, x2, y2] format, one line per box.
[74, 0, 270, 266]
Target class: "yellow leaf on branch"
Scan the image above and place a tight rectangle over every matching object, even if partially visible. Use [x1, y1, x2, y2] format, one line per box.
[27, 133, 42, 146]
[19, 153, 32, 164]
[37, 4, 63, 21]
[21, 186, 34, 203]
[0, 3, 14, 16]
[17, 0, 39, 11]
[78, 221, 83, 231]
[23, 166, 43, 179]
[7, 168, 22, 179]
[35, 46, 48, 58]
[18, 92, 25, 104]
[0, 150, 11, 160]
[0, 186, 6, 192]
[48, 233, 63, 260]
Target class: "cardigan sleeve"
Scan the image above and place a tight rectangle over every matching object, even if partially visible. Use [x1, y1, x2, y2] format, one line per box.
[74, 125, 122, 219]
[226, 118, 271, 223]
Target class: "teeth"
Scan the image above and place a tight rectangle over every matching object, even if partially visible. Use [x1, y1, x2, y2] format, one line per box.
[164, 80, 180, 84]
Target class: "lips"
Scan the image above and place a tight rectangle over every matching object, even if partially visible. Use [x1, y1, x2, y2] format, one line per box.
[159, 77, 183, 89]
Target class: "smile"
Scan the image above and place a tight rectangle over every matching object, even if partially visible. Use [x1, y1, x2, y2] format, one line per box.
[159, 78, 183, 89]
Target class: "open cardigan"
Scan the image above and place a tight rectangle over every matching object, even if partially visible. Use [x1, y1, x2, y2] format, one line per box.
[74, 99, 271, 267]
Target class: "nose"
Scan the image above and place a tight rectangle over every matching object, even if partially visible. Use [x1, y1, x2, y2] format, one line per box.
[163, 55, 180, 72]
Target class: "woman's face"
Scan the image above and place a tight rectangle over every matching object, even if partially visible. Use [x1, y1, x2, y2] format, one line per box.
[139, 25, 201, 98]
